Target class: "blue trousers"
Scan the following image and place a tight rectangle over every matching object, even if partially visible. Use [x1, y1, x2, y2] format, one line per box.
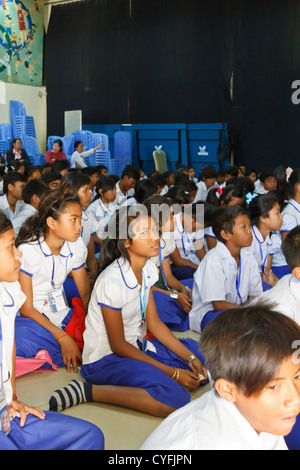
[0, 411, 104, 450]
[272, 265, 291, 279]
[170, 264, 196, 280]
[81, 337, 206, 410]
[153, 278, 194, 332]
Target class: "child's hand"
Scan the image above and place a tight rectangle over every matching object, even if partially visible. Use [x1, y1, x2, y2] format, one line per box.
[187, 357, 208, 383]
[8, 400, 45, 427]
[175, 369, 202, 391]
[176, 292, 192, 314]
[57, 334, 82, 373]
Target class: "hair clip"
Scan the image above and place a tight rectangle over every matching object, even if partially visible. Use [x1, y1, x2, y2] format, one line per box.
[216, 186, 224, 199]
[246, 192, 258, 204]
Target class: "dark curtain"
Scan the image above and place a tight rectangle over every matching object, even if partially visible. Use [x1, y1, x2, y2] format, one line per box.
[45, 0, 300, 169]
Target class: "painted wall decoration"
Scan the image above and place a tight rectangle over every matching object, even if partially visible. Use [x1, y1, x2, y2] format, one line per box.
[0, 0, 43, 86]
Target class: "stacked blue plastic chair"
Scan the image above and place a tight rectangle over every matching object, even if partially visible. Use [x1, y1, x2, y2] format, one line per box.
[89, 133, 112, 172]
[112, 131, 132, 176]
[21, 134, 44, 165]
[14, 115, 36, 139]
[62, 134, 75, 162]
[10, 100, 27, 139]
[0, 124, 12, 158]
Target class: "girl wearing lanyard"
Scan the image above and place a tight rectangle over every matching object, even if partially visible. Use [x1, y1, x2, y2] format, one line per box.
[86, 175, 117, 244]
[248, 192, 283, 290]
[59, 172, 98, 276]
[143, 196, 193, 331]
[14, 191, 90, 373]
[0, 210, 104, 449]
[49, 208, 207, 418]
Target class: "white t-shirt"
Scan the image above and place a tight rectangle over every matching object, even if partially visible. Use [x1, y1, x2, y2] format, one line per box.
[247, 226, 281, 275]
[71, 149, 94, 169]
[113, 181, 135, 206]
[82, 257, 158, 365]
[251, 274, 300, 325]
[0, 281, 26, 403]
[141, 389, 288, 450]
[273, 199, 300, 267]
[86, 198, 117, 233]
[173, 212, 204, 265]
[189, 241, 263, 332]
[18, 237, 87, 327]
[81, 210, 95, 247]
[0, 194, 25, 221]
[12, 203, 37, 237]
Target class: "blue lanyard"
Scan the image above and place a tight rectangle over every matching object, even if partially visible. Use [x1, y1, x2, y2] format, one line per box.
[252, 226, 269, 274]
[139, 270, 148, 321]
[175, 218, 195, 257]
[99, 199, 110, 225]
[159, 240, 169, 289]
[288, 201, 300, 215]
[236, 257, 243, 304]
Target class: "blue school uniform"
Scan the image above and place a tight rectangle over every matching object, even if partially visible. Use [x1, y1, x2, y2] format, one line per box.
[81, 257, 206, 409]
[15, 237, 87, 366]
[0, 281, 104, 450]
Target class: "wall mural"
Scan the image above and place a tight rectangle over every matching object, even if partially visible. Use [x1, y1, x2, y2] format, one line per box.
[0, 0, 43, 86]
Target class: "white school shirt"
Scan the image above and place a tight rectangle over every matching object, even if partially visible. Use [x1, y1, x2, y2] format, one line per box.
[113, 181, 135, 206]
[81, 210, 95, 247]
[0, 281, 26, 404]
[189, 241, 263, 333]
[203, 225, 216, 251]
[247, 226, 281, 275]
[86, 198, 117, 233]
[151, 232, 176, 269]
[12, 203, 37, 237]
[251, 274, 300, 325]
[195, 180, 218, 202]
[173, 212, 204, 265]
[272, 199, 300, 267]
[82, 257, 158, 365]
[18, 237, 87, 328]
[70, 149, 94, 169]
[0, 194, 25, 221]
[141, 389, 287, 450]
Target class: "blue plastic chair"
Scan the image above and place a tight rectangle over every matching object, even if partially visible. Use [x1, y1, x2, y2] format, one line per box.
[10, 100, 27, 139]
[14, 116, 36, 139]
[21, 134, 44, 165]
[73, 130, 94, 151]
[62, 135, 75, 161]
[113, 131, 132, 161]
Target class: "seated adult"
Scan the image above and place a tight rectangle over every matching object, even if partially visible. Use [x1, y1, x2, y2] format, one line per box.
[6, 138, 31, 169]
[45, 139, 67, 164]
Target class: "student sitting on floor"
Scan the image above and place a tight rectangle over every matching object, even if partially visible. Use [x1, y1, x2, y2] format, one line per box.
[141, 303, 300, 450]
[247, 192, 282, 290]
[0, 172, 27, 222]
[86, 175, 117, 235]
[189, 205, 263, 333]
[170, 202, 206, 280]
[113, 164, 140, 207]
[12, 179, 50, 237]
[195, 165, 218, 202]
[252, 225, 300, 326]
[0, 210, 104, 450]
[272, 169, 300, 279]
[14, 191, 90, 372]
[49, 207, 207, 417]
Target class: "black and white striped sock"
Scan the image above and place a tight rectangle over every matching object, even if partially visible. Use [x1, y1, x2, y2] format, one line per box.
[49, 379, 93, 411]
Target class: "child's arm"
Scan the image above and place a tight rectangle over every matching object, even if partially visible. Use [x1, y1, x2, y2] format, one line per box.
[71, 266, 91, 312]
[161, 257, 191, 294]
[212, 300, 239, 311]
[206, 236, 217, 250]
[170, 246, 198, 269]
[86, 236, 98, 276]
[18, 271, 82, 372]
[101, 302, 205, 390]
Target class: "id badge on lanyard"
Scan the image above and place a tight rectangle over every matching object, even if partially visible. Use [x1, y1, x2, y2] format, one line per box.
[0, 322, 10, 436]
[139, 271, 148, 353]
[48, 252, 69, 313]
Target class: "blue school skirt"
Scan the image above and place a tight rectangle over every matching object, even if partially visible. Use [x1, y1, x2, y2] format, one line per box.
[200, 310, 224, 331]
[81, 338, 206, 410]
[153, 279, 193, 332]
[15, 315, 69, 368]
[170, 264, 196, 280]
[0, 411, 104, 450]
[285, 414, 300, 450]
[272, 265, 291, 279]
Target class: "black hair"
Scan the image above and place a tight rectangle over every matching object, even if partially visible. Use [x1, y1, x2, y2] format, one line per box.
[248, 192, 279, 227]
[212, 205, 249, 244]
[93, 175, 116, 201]
[0, 210, 13, 236]
[41, 171, 62, 185]
[60, 172, 91, 196]
[3, 171, 27, 194]
[52, 160, 70, 173]
[121, 165, 140, 181]
[74, 140, 83, 149]
[200, 303, 300, 397]
[206, 186, 244, 208]
[82, 166, 99, 177]
[22, 179, 50, 204]
[7, 159, 25, 172]
[282, 225, 300, 271]
[150, 173, 165, 189]
[133, 178, 157, 204]
[259, 169, 275, 183]
[16, 191, 81, 247]
[165, 185, 190, 205]
[174, 173, 190, 187]
[224, 166, 239, 178]
[26, 165, 42, 178]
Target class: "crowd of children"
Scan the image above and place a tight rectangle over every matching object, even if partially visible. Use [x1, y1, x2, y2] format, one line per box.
[0, 148, 300, 450]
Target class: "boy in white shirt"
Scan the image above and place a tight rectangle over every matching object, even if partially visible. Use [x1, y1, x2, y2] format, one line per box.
[189, 205, 262, 332]
[253, 225, 300, 325]
[0, 171, 27, 222]
[114, 165, 140, 206]
[141, 304, 300, 450]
